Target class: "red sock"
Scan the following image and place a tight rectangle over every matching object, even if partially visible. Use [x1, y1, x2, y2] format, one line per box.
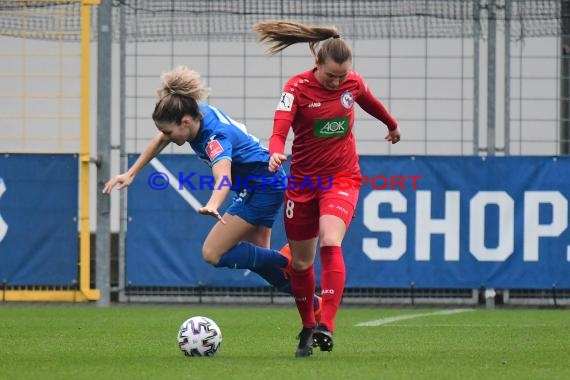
[290, 265, 316, 328]
[319, 246, 345, 332]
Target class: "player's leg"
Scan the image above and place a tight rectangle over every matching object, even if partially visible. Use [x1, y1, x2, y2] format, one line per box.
[288, 237, 319, 357]
[312, 184, 359, 352]
[235, 197, 323, 313]
[204, 215, 296, 291]
[238, 224, 291, 291]
[203, 187, 286, 268]
[276, 243, 323, 323]
[283, 193, 320, 357]
[202, 187, 294, 291]
[203, 214, 284, 267]
[312, 214, 346, 352]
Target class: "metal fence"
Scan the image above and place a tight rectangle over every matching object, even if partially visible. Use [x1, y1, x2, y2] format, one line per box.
[1, 0, 568, 305]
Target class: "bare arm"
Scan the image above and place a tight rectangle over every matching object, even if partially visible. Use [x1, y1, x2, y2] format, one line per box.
[103, 132, 171, 193]
[198, 158, 232, 224]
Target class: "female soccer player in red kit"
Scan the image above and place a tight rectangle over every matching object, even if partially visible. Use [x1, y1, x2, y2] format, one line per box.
[254, 21, 401, 357]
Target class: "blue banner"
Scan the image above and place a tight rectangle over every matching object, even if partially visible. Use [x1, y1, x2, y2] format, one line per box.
[126, 155, 271, 287]
[126, 155, 570, 289]
[348, 156, 570, 289]
[0, 154, 78, 285]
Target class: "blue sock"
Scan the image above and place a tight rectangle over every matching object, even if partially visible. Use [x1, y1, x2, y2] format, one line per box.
[313, 295, 320, 310]
[214, 242, 290, 292]
[214, 242, 287, 270]
[256, 266, 291, 293]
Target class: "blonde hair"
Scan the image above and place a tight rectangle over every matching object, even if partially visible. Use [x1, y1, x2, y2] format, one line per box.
[156, 65, 208, 100]
[153, 66, 209, 124]
[253, 20, 351, 64]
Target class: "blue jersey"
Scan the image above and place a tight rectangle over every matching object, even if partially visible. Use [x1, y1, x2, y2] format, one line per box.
[189, 103, 284, 191]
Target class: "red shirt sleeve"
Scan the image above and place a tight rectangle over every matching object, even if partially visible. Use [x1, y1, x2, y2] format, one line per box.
[357, 86, 398, 131]
[268, 118, 290, 155]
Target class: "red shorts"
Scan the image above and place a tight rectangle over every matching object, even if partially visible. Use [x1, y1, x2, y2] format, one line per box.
[283, 177, 360, 241]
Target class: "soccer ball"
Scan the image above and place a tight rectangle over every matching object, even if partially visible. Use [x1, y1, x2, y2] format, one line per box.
[177, 316, 222, 357]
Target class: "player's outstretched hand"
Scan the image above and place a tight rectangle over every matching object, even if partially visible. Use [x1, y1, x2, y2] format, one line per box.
[198, 206, 226, 224]
[103, 173, 134, 193]
[269, 153, 287, 172]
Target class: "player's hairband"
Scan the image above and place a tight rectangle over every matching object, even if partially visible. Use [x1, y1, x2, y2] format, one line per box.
[157, 91, 175, 104]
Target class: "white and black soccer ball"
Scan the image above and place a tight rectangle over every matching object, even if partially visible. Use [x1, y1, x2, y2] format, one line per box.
[177, 316, 222, 357]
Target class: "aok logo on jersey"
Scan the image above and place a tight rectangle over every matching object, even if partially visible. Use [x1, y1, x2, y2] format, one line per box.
[313, 117, 349, 138]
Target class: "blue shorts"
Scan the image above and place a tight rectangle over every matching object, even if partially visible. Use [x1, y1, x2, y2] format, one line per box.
[226, 186, 284, 228]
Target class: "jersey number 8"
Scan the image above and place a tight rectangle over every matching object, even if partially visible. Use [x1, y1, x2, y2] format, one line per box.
[285, 199, 295, 219]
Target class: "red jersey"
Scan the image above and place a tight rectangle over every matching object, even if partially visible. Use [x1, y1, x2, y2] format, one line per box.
[271, 68, 397, 179]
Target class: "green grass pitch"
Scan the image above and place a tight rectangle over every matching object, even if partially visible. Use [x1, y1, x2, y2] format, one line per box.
[0, 305, 568, 380]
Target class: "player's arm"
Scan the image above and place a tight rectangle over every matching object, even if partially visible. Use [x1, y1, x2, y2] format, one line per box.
[268, 118, 291, 172]
[357, 86, 401, 144]
[103, 131, 170, 193]
[269, 88, 296, 171]
[198, 158, 232, 224]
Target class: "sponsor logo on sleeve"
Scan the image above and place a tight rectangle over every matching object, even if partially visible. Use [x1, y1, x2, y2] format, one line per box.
[313, 117, 350, 138]
[276, 92, 294, 111]
[205, 140, 224, 161]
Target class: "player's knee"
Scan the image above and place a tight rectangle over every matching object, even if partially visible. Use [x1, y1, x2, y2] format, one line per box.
[291, 257, 314, 271]
[319, 235, 343, 247]
[202, 244, 221, 266]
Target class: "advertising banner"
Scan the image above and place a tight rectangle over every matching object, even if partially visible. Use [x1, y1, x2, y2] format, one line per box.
[126, 155, 570, 289]
[0, 154, 78, 285]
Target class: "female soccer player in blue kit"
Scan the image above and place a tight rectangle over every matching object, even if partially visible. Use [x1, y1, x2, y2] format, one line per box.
[103, 66, 321, 317]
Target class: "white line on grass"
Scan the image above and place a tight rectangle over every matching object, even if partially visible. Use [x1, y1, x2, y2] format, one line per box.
[355, 308, 474, 327]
